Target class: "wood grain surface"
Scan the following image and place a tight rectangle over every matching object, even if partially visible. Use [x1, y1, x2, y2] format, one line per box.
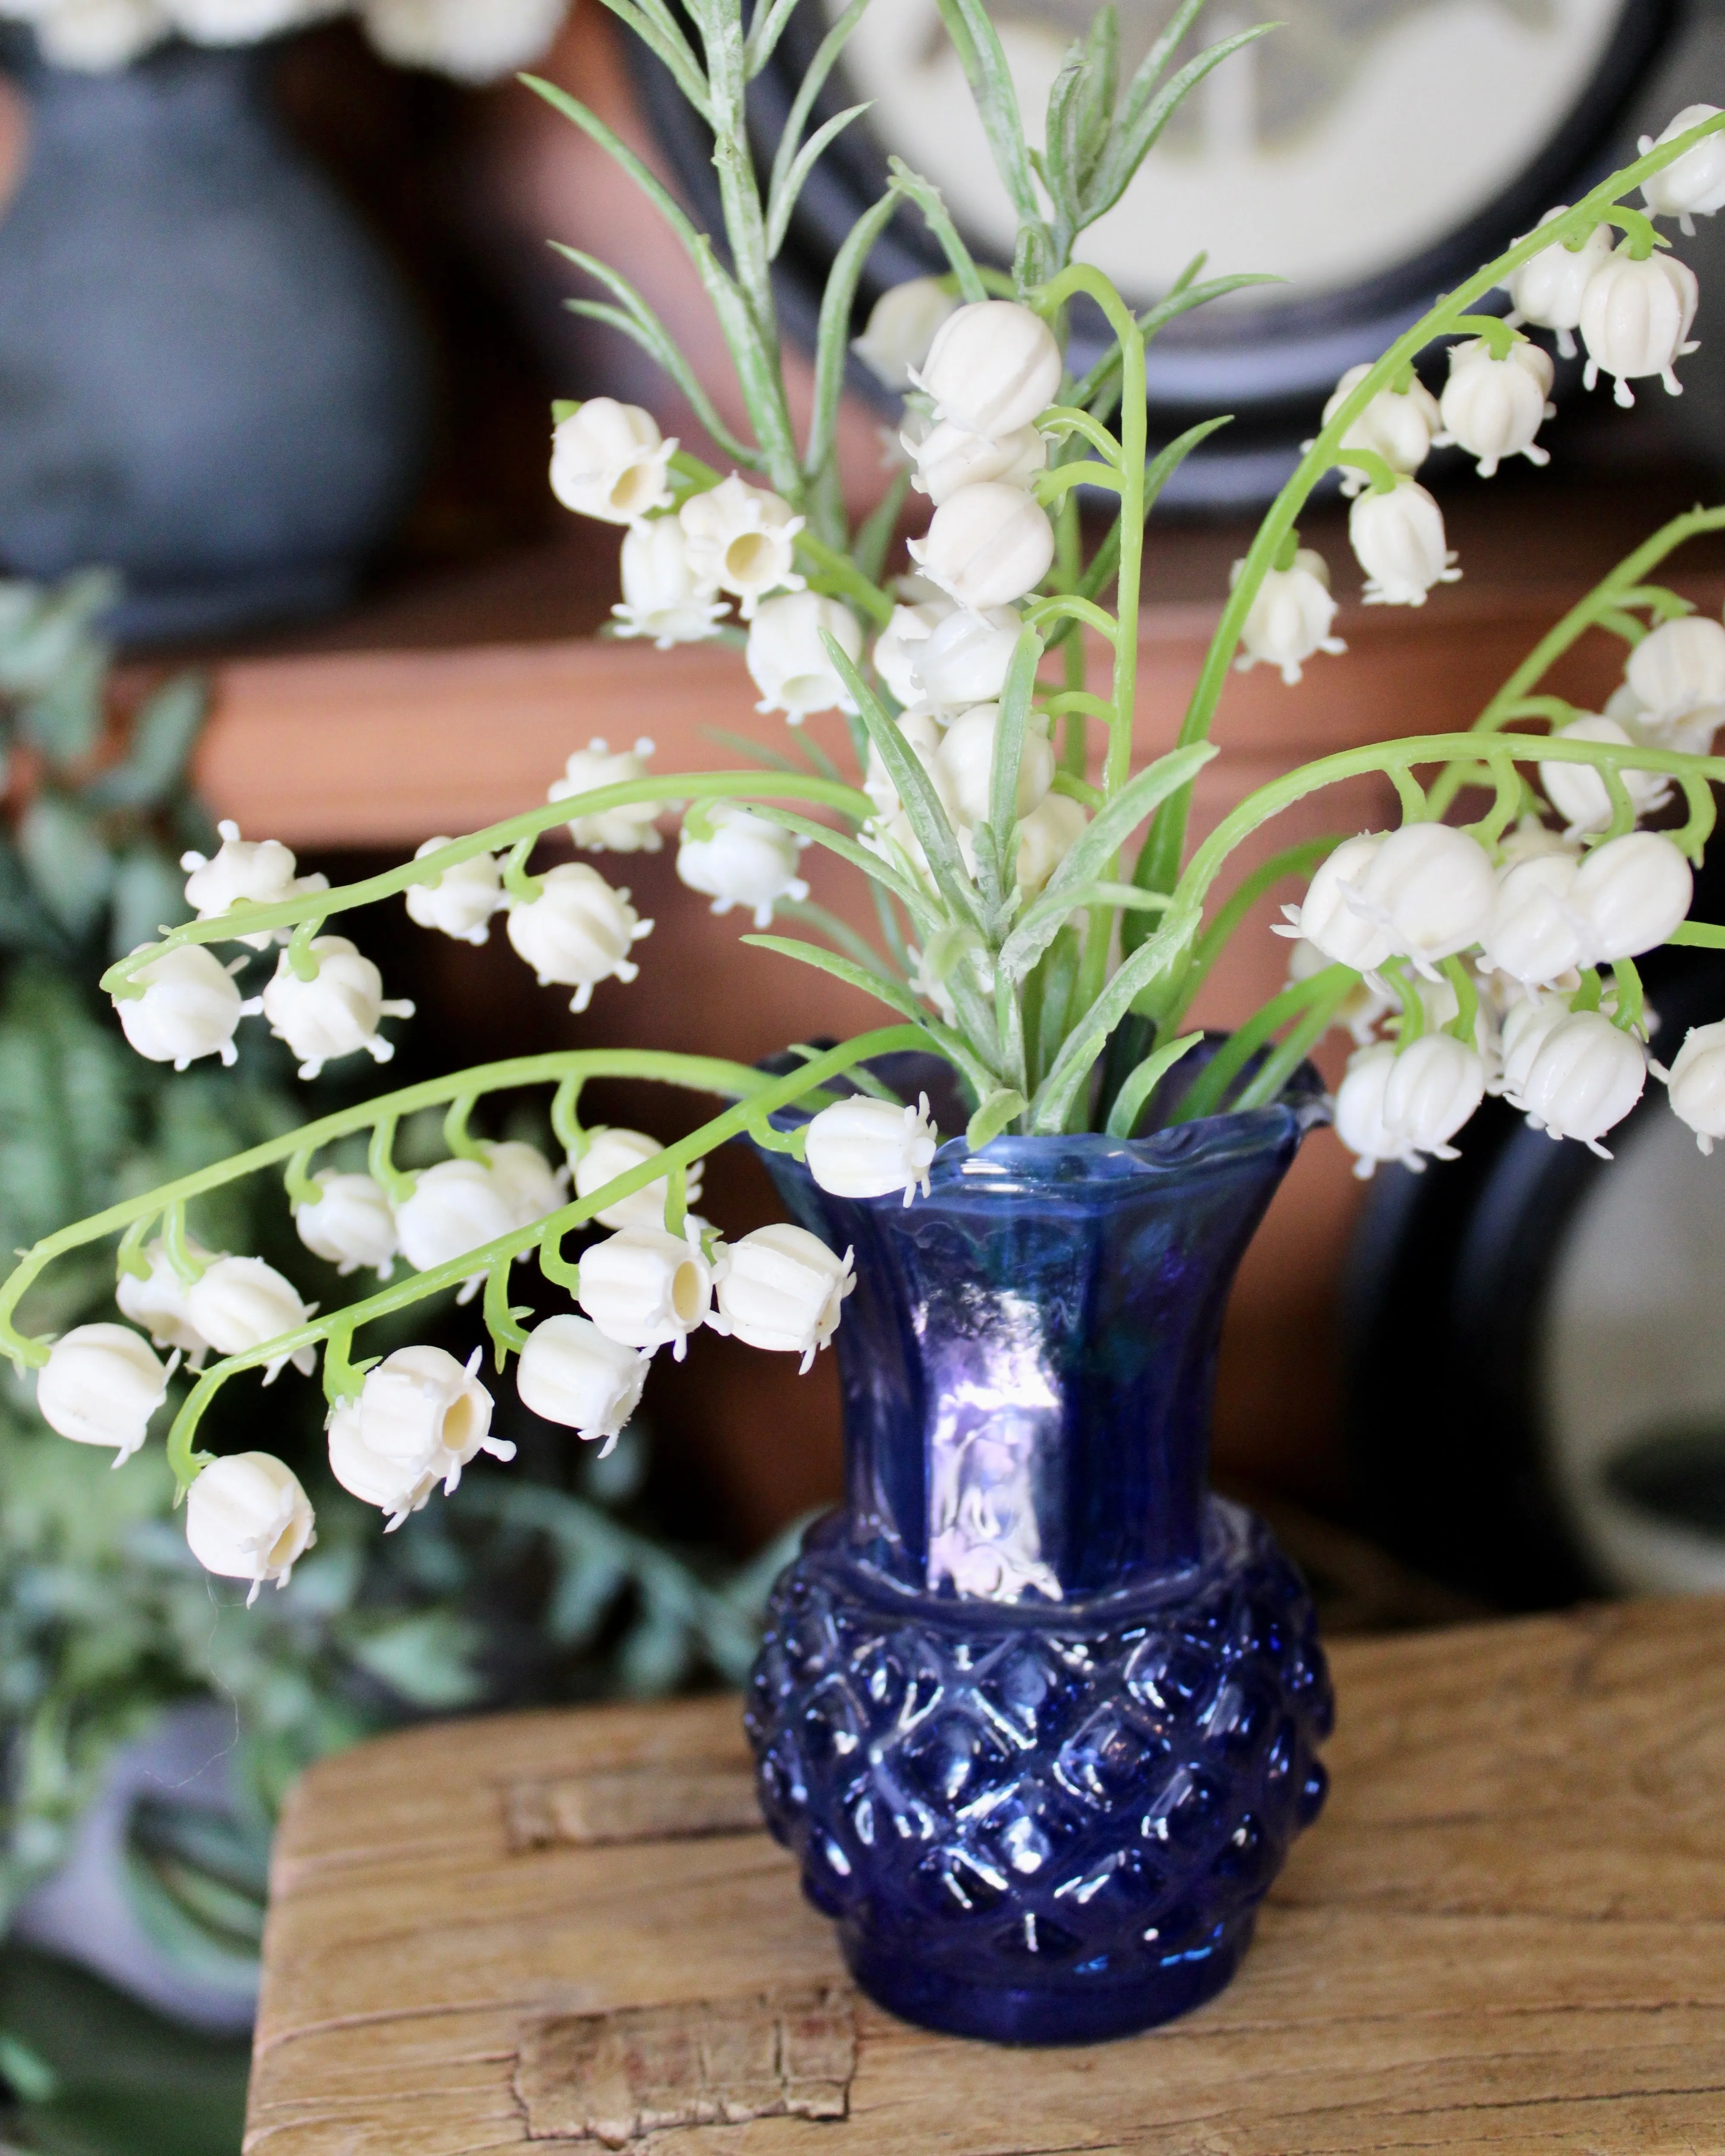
[246, 1594, 1725, 2155]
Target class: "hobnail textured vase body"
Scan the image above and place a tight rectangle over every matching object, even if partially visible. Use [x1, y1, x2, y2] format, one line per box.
[745, 1062, 1334, 2045]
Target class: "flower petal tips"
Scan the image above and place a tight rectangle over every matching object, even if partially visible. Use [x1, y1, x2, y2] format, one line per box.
[185, 1452, 314, 1604]
[804, 1092, 938, 1206]
[37, 1323, 175, 1462]
[714, 1223, 855, 1372]
[516, 1314, 650, 1453]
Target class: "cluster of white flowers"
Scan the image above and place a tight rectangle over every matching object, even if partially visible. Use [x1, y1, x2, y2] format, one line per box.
[1, 0, 567, 80]
[1277, 592, 1725, 1171]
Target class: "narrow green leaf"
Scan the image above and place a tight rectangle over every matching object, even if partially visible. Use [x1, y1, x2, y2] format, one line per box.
[743, 933, 997, 1097]
[966, 1087, 1026, 1149]
[1030, 923, 1082, 1092]
[1086, 23, 1277, 227]
[1031, 907, 1200, 1133]
[805, 191, 898, 481]
[766, 0, 869, 239]
[768, 103, 871, 258]
[932, 0, 1040, 220]
[593, 0, 712, 118]
[887, 160, 989, 304]
[1104, 1030, 1202, 1138]
[987, 625, 1045, 854]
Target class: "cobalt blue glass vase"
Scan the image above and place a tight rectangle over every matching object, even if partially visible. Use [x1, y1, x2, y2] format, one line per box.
[744, 1055, 1334, 2045]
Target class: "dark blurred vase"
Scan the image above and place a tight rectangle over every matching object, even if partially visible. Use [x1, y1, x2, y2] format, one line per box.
[745, 1054, 1335, 2046]
[0, 35, 432, 642]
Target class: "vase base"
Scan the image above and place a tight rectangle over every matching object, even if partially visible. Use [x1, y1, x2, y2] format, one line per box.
[841, 1914, 1252, 2046]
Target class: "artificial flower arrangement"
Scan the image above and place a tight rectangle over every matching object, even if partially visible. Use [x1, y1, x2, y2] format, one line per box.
[5, 0, 1725, 2041]
[0, 0, 568, 79]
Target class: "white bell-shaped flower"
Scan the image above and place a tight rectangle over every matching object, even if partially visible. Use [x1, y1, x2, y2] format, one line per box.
[345, 1344, 508, 1511]
[479, 1139, 568, 1229]
[910, 300, 1063, 436]
[1640, 105, 1725, 235]
[404, 838, 503, 946]
[1625, 613, 1725, 724]
[1332, 1044, 1400, 1178]
[1320, 361, 1440, 491]
[577, 1223, 717, 1360]
[1438, 339, 1555, 477]
[395, 1158, 518, 1280]
[326, 1392, 438, 1526]
[1660, 1018, 1725, 1152]
[506, 863, 652, 1014]
[1537, 715, 1671, 838]
[115, 944, 255, 1071]
[714, 1223, 855, 1373]
[908, 418, 1047, 506]
[872, 600, 952, 706]
[515, 1314, 650, 1453]
[1334, 1034, 1485, 1178]
[1505, 209, 1613, 358]
[610, 517, 728, 649]
[863, 708, 953, 825]
[550, 737, 663, 854]
[1354, 823, 1496, 975]
[36, 1323, 174, 1463]
[1503, 1006, 1646, 1155]
[1568, 829, 1693, 965]
[1580, 246, 1700, 406]
[184, 1452, 314, 1604]
[1010, 792, 1086, 899]
[746, 592, 863, 724]
[116, 1237, 215, 1366]
[294, 1170, 398, 1280]
[185, 1255, 317, 1384]
[805, 1091, 938, 1206]
[935, 703, 1054, 825]
[575, 1126, 703, 1231]
[852, 277, 959, 390]
[678, 474, 804, 619]
[180, 819, 326, 950]
[911, 606, 1022, 708]
[676, 803, 809, 929]
[1349, 478, 1460, 607]
[361, 0, 568, 84]
[1273, 832, 1396, 973]
[549, 398, 676, 525]
[1498, 813, 1574, 865]
[1480, 850, 1587, 987]
[1498, 993, 1569, 1098]
[1286, 935, 1392, 1045]
[25, 0, 169, 72]
[262, 936, 414, 1081]
[908, 482, 1054, 611]
[167, 0, 336, 42]
[1232, 548, 1345, 685]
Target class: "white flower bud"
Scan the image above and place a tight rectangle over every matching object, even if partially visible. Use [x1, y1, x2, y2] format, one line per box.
[908, 418, 1047, 506]
[1503, 1006, 1646, 1155]
[36, 1322, 173, 1462]
[478, 1139, 568, 1229]
[1498, 994, 1569, 1099]
[184, 1452, 314, 1604]
[27, 0, 169, 73]
[676, 803, 808, 929]
[1580, 245, 1700, 406]
[1625, 614, 1725, 723]
[359, 0, 567, 83]
[326, 1391, 438, 1525]
[1498, 813, 1575, 864]
[549, 398, 675, 524]
[185, 1255, 317, 1384]
[805, 1091, 938, 1206]
[1438, 338, 1555, 477]
[1568, 830, 1692, 965]
[873, 601, 953, 706]
[863, 708, 952, 825]
[1352, 823, 1496, 974]
[610, 518, 728, 649]
[180, 819, 326, 950]
[908, 482, 1054, 610]
[1349, 478, 1460, 607]
[342, 1344, 508, 1514]
[516, 1313, 649, 1453]
[404, 838, 503, 946]
[168, 0, 336, 43]
[395, 1158, 518, 1279]
[262, 935, 414, 1081]
[1232, 548, 1345, 685]
[1010, 791, 1086, 899]
[550, 737, 663, 854]
[852, 277, 959, 390]
[578, 1223, 717, 1359]
[115, 1238, 215, 1365]
[115, 944, 255, 1071]
[505, 863, 652, 1013]
[1335, 1033, 1484, 1178]
[1504, 210, 1613, 358]
[1538, 715, 1671, 838]
[575, 1127, 703, 1231]
[1660, 1018, 1725, 1152]
[1640, 105, 1725, 235]
[1319, 361, 1440, 489]
[935, 703, 1054, 825]
[911, 606, 1022, 708]
[1480, 850, 1587, 987]
[746, 592, 863, 723]
[910, 300, 1063, 436]
[1274, 832, 1396, 973]
[294, 1171, 398, 1280]
[678, 475, 804, 619]
[714, 1222, 855, 1373]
